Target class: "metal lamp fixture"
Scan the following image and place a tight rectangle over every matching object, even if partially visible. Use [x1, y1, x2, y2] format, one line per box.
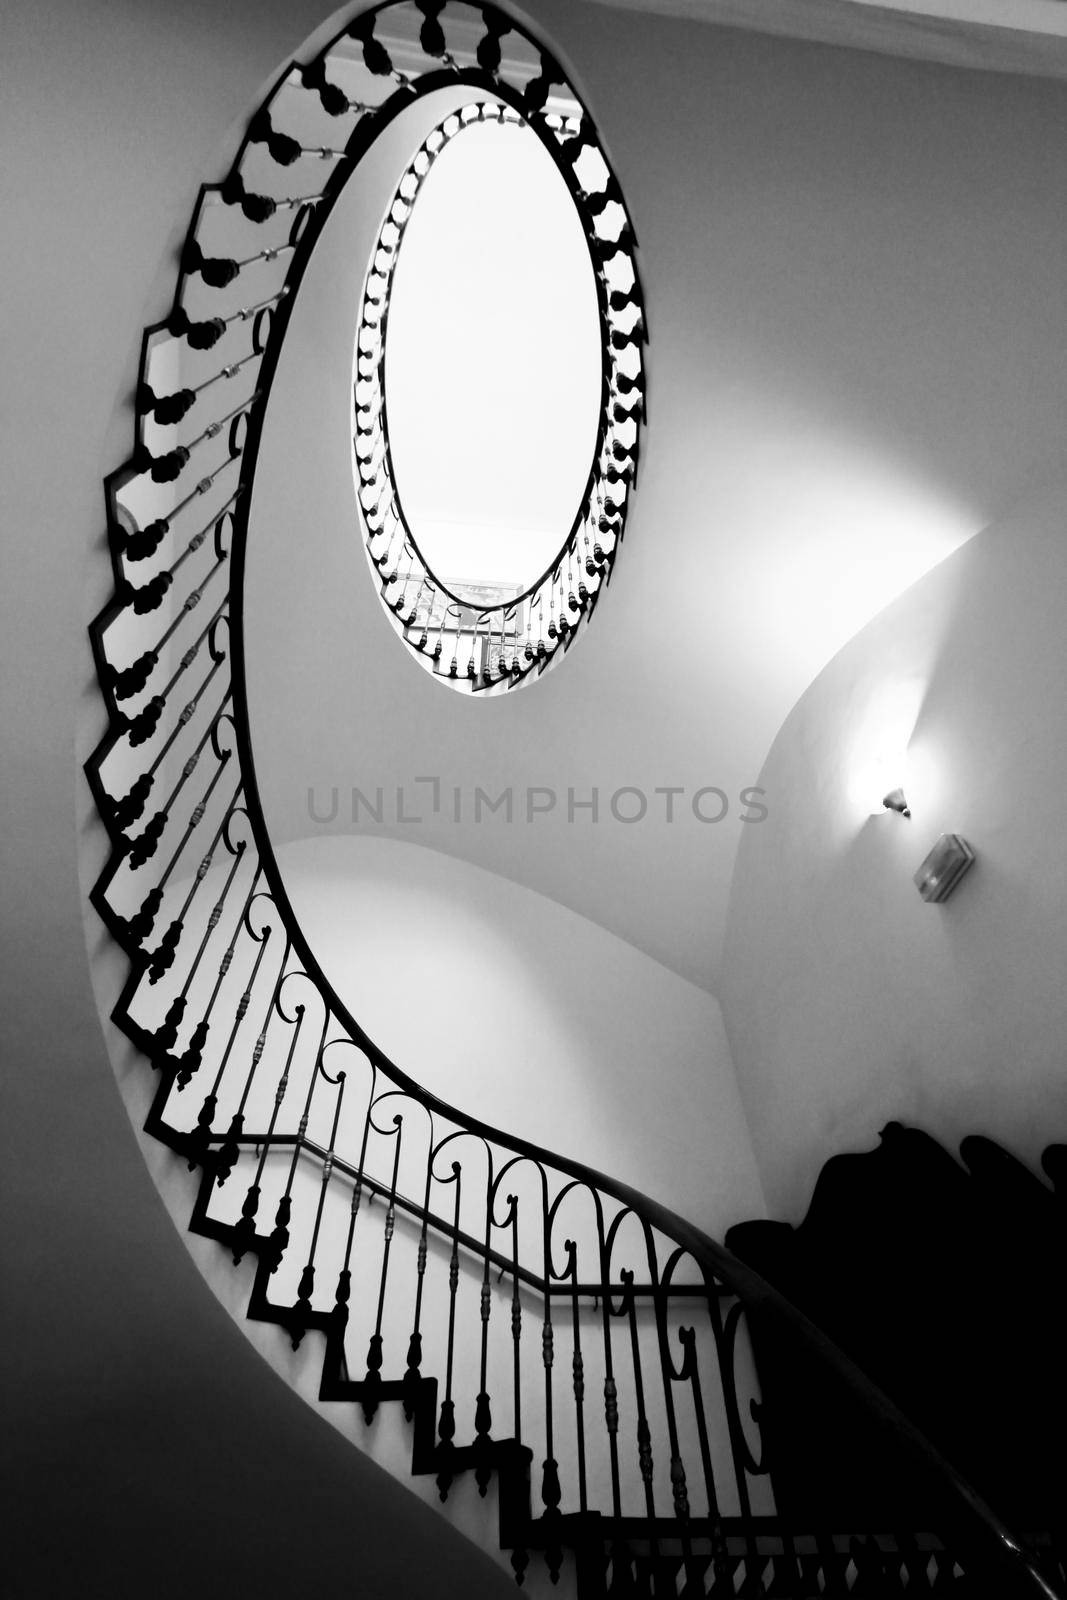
[877, 779, 976, 902]
[882, 787, 911, 818]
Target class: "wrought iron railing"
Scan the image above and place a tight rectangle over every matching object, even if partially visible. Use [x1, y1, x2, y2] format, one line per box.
[353, 94, 642, 690]
[85, 3, 1062, 1595]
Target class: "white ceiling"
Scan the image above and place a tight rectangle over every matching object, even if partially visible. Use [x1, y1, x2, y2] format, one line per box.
[587, 0, 1067, 78]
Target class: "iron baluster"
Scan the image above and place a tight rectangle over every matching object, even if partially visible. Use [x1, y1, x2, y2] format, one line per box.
[182, 235, 297, 288]
[293, 1048, 347, 1352]
[269, 1008, 330, 1318]
[137, 391, 257, 484]
[168, 289, 284, 355]
[120, 684, 230, 870]
[649, 1248, 703, 1597]
[119, 511, 225, 613]
[83, 9, 1062, 1596]
[473, 1157, 496, 1497]
[114, 598, 228, 765]
[436, 1160, 462, 1501]
[231, 994, 304, 1266]
[566, 1240, 589, 1515]
[155, 800, 244, 1000]
[185, 887, 273, 1169]
[108, 550, 228, 703]
[362, 1106, 404, 1423]
[150, 830, 249, 1065]
[713, 1294, 764, 1589]
[540, 1183, 563, 1584]
[677, 1324, 723, 1529]
[716, 1297, 761, 1521]
[429, 599, 451, 670]
[117, 470, 238, 568]
[134, 769, 237, 961]
[467, 611, 486, 683]
[510, 1201, 522, 1444]
[506, 1195, 530, 1592]
[597, 1214, 625, 1526]
[173, 863, 260, 1092]
[328, 1042, 379, 1383]
[402, 1127, 436, 1422]
[215, 935, 291, 1186]
[138, 688, 230, 846]
[620, 1269, 657, 1528]
[142, 348, 260, 430]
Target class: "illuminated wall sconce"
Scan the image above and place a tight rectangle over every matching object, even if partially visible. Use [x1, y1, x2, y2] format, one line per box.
[882, 787, 911, 818]
[914, 833, 975, 903]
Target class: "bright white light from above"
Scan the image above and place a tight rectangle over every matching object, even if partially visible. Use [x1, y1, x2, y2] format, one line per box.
[383, 109, 602, 601]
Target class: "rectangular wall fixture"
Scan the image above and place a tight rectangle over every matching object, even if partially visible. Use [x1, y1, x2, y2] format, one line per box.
[914, 833, 976, 903]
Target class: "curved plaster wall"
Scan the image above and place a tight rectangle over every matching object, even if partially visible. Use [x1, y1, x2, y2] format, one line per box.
[277, 834, 766, 1233]
[7, 0, 1066, 1583]
[238, 59, 770, 1234]
[7, 0, 516, 1593]
[244, 4, 1067, 992]
[720, 484, 1067, 1219]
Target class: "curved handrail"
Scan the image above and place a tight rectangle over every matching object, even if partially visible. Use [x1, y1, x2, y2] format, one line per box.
[83, 4, 1061, 1594]
[351, 85, 637, 692]
[360, 100, 615, 621]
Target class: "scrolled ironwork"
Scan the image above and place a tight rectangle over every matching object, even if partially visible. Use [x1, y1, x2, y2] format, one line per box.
[84, 3, 1063, 1596]
[351, 82, 643, 693]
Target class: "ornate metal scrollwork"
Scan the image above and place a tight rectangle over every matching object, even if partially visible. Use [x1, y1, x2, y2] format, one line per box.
[83, 4, 1059, 1596]
[351, 89, 645, 692]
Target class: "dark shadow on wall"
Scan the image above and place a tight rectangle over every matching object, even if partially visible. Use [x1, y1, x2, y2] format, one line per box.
[726, 1121, 1067, 1541]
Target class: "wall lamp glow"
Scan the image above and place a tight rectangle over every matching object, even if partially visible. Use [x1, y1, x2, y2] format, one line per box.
[882, 787, 911, 818]
[914, 834, 976, 903]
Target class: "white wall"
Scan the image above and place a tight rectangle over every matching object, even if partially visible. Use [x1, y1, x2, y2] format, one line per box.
[244, 0, 1067, 991]
[278, 834, 766, 1233]
[0, 1, 520, 1592]
[5, 0, 1067, 1584]
[274, 835, 770, 1531]
[720, 484, 1067, 1218]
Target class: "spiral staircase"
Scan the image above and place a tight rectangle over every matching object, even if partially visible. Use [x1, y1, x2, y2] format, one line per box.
[85, 3, 1065, 1594]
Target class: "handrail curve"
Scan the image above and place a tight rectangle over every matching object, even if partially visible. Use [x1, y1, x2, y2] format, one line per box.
[84, 3, 1062, 1595]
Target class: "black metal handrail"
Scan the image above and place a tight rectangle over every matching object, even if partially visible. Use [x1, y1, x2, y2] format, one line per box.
[352, 91, 641, 690]
[84, 4, 1063, 1595]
